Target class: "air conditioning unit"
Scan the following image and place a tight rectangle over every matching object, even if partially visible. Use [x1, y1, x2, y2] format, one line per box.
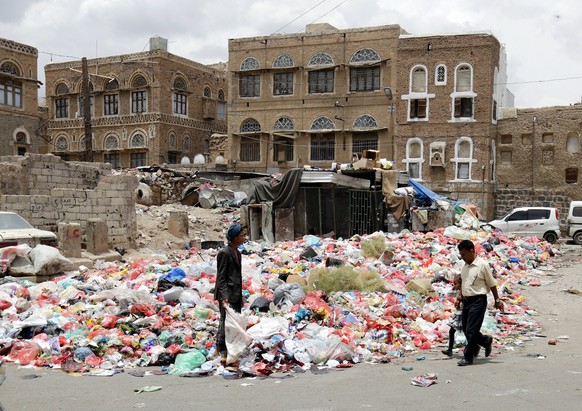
[429, 142, 446, 167]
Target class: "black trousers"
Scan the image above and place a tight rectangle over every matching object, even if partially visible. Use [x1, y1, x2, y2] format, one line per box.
[216, 300, 242, 353]
[461, 294, 489, 362]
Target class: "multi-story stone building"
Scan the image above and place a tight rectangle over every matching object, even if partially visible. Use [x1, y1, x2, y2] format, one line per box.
[227, 24, 512, 218]
[44, 37, 227, 168]
[495, 105, 582, 220]
[0, 38, 47, 156]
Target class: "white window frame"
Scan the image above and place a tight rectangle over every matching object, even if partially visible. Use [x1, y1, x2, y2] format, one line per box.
[401, 65, 434, 122]
[435, 64, 447, 85]
[449, 63, 476, 123]
[450, 136, 478, 181]
[402, 137, 424, 180]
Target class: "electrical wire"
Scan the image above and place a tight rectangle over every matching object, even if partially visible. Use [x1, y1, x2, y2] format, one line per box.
[270, 0, 329, 35]
[495, 75, 582, 86]
[308, 0, 350, 25]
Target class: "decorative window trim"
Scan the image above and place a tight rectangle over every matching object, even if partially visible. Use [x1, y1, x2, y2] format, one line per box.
[240, 118, 261, 133]
[55, 135, 69, 151]
[307, 52, 334, 67]
[183, 134, 191, 151]
[435, 64, 447, 85]
[352, 114, 378, 130]
[273, 117, 294, 131]
[168, 132, 177, 150]
[410, 65, 428, 93]
[240, 57, 260, 71]
[402, 137, 424, 180]
[104, 135, 120, 150]
[131, 74, 148, 88]
[310, 116, 336, 131]
[0, 61, 20, 76]
[130, 133, 147, 148]
[272, 55, 295, 68]
[450, 136, 478, 182]
[217, 89, 225, 101]
[203, 86, 211, 98]
[349, 48, 381, 64]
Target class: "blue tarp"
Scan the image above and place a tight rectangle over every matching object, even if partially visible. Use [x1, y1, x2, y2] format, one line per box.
[409, 179, 447, 206]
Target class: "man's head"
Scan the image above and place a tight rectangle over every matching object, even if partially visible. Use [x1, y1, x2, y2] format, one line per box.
[226, 224, 244, 246]
[457, 239, 476, 265]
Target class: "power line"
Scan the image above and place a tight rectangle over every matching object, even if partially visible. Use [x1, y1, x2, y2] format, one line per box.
[39, 51, 82, 61]
[270, 0, 329, 35]
[308, 0, 350, 25]
[496, 75, 582, 86]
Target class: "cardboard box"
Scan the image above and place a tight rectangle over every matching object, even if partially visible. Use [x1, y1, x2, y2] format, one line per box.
[363, 149, 380, 160]
[405, 278, 433, 294]
[352, 158, 375, 170]
[286, 274, 307, 286]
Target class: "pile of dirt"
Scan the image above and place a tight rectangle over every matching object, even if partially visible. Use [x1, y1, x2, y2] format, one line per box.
[127, 203, 240, 259]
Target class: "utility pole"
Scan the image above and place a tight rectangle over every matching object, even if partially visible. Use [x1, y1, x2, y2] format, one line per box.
[81, 57, 93, 162]
[531, 116, 536, 192]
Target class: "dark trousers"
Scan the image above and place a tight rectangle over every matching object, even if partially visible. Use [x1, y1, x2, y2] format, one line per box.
[448, 328, 456, 351]
[216, 300, 242, 353]
[461, 294, 489, 362]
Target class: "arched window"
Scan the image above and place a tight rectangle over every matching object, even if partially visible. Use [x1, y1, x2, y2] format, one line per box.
[453, 137, 475, 180]
[217, 89, 225, 101]
[240, 57, 260, 71]
[173, 77, 187, 115]
[55, 83, 69, 118]
[404, 138, 423, 180]
[273, 117, 294, 131]
[168, 132, 177, 149]
[79, 136, 86, 151]
[183, 134, 191, 151]
[203, 86, 211, 98]
[353, 114, 378, 129]
[435, 64, 447, 85]
[56, 83, 69, 95]
[130, 133, 146, 148]
[310, 116, 336, 130]
[410, 66, 427, 93]
[105, 78, 119, 91]
[15, 131, 27, 144]
[203, 138, 210, 154]
[55, 136, 69, 151]
[104, 135, 119, 150]
[132, 75, 147, 88]
[240, 118, 261, 133]
[0, 62, 19, 76]
[455, 64, 472, 92]
[349, 48, 380, 64]
[272, 54, 294, 68]
[567, 132, 580, 153]
[452, 64, 474, 119]
[308, 52, 334, 66]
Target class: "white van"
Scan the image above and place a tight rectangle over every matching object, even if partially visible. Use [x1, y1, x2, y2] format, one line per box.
[488, 207, 561, 243]
[566, 201, 582, 245]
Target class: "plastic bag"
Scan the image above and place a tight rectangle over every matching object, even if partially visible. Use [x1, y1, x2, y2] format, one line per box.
[273, 283, 306, 307]
[0, 244, 32, 273]
[29, 244, 70, 275]
[224, 305, 252, 364]
[246, 316, 288, 340]
[170, 350, 206, 374]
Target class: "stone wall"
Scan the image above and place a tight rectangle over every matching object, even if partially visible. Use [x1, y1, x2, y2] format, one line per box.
[0, 154, 137, 248]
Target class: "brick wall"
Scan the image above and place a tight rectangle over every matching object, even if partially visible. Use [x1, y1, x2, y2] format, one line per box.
[0, 154, 137, 248]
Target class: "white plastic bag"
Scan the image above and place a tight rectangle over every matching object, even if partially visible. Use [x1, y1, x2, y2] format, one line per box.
[28, 245, 70, 275]
[246, 316, 289, 340]
[224, 306, 252, 364]
[0, 244, 32, 273]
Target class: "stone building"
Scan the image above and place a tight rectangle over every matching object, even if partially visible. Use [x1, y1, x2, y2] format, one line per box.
[227, 23, 403, 173]
[227, 24, 511, 218]
[44, 37, 227, 168]
[495, 105, 582, 220]
[0, 38, 47, 156]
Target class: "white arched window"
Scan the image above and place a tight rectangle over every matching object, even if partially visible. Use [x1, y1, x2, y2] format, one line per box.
[452, 63, 475, 120]
[452, 137, 477, 180]
[405, 65, 431, 121]
[403, 138, 423, 180]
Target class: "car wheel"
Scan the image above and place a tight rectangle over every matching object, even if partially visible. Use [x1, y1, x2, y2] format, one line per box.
[543, 232, 558, 244]
[574, 232, 582, 246]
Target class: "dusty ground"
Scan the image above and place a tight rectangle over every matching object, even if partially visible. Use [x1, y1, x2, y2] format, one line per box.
[127, 204, 240, 259]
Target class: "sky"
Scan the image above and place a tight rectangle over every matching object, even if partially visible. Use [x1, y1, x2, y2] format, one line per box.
[1, 0, 581, 108]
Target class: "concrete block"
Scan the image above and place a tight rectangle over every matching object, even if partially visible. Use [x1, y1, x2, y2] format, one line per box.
[168, 211, 189, 238]
[274, 208, 294, 242]
[58, 222, 82, 258]
[86, 218, 109, 254]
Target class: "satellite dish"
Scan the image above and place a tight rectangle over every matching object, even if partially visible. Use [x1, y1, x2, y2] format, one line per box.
[180, 156, 191, 164]
[193, 153, 205, 164]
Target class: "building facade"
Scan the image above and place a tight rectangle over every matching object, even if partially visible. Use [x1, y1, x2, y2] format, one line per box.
[44, 38, 227, 168]
[0, 38, 47, 157]
[227, 23, 403, 174]
[495, 105, 582, 220]
[227, 24, 511, 218]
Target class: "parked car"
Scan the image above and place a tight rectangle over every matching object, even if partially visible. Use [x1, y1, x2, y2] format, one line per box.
[566, 201, 582, 245]
[0, 212, 58, 248]
[488, 207, 560, 243]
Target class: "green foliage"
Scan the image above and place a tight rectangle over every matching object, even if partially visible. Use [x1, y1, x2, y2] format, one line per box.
[305, 266, 386, 293]
[361, 236, 387, 259]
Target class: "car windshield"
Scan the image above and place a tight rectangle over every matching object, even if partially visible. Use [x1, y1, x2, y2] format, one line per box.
[0, 213, 34, 230]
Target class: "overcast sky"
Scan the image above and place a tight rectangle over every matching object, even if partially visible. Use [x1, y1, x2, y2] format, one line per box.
[2, 0, 581, 108]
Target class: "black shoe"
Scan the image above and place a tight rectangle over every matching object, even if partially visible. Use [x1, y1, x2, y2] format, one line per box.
[441, 349, 452, 356]
[474, 346, 481, 357]
[457, 359, 473, 366]
[485, 337, 493, 357]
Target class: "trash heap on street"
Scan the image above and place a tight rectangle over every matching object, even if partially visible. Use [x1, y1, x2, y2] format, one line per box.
[0, 225, 557, 377]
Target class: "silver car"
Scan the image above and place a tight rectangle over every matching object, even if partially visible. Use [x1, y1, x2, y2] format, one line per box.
[0, 212, 58, 248]
[488, 207, 561, 244]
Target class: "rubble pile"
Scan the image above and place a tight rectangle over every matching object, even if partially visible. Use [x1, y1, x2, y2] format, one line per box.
[0, 226, 557, 377]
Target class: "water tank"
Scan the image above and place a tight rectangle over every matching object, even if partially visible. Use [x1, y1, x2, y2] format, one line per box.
[180, 156, 191, 164]
[193, 153, 205, 164]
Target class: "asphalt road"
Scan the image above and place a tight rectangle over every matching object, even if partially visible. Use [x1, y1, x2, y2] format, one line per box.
[1, 243, 581, 411]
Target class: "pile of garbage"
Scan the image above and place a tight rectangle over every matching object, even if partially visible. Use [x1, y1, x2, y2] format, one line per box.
[0, 226, 557, 377]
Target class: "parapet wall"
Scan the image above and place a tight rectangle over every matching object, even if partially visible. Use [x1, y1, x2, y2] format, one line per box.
[0, 154, 137, 248]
